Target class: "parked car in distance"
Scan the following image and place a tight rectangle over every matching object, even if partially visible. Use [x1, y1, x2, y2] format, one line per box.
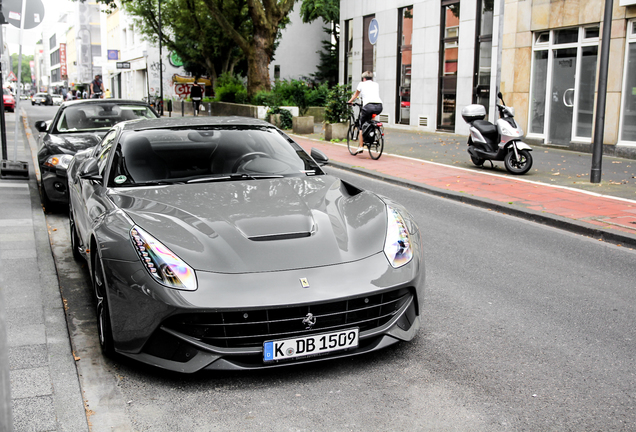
[34, 99, 159, 208]
[32, 92, 53, 106]
[3, 88, 15, 112]
[67, 116, 425, 373]
[52, 94, 64, 106]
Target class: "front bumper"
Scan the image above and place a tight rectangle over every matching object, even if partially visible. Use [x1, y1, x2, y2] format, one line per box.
[101, 251, 425, 373]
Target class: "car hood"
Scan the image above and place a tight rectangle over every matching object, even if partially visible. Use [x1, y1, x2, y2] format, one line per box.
[43, 132, 107, 155]
[110, 176, 388, 273]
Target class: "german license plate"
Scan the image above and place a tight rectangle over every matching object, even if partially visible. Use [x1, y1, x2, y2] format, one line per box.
[263, 328, 359, 363]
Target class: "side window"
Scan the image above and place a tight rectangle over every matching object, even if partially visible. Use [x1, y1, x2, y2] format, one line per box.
[97, 131, 118, 176]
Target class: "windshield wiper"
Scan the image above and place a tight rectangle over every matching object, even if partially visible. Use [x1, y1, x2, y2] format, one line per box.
[132, 180, 184, 186]
[187, 174, 284, 184]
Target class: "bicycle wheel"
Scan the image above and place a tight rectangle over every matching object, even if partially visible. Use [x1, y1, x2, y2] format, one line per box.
[347, 123, 360, 155]
[368, 126, 384, 160]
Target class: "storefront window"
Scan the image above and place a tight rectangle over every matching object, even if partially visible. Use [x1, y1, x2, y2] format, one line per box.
[528, 27, 599, 145]
[438, 1, 460, 130]
[344, 20, 353, 86]
[396, 6, 413, 125]
[362, 15, 376, 75]
[473, 0, 494, 108]
[620, 21, 636, 143]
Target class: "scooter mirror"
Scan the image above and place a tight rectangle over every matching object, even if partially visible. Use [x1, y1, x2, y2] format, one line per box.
[498, 91, 503, 99]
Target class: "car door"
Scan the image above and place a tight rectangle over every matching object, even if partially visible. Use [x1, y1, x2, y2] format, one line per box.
[72, 129, 119, 245]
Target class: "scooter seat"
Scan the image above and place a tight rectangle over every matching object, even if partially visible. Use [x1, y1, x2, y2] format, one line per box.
[472, 120, 498, 143]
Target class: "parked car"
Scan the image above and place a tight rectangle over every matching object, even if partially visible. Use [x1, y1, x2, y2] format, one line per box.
[52, 94, 64, 105]
[3, 88, 15, 112]
[34, 99, 159, 208]
[67, 116, 425, 373]
[32, 92, 53, 106]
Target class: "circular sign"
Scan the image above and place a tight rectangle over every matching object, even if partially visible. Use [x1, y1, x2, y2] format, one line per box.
[368, 18, 379, 45]
[2, 0, 45, 30]
[169, 52, 183, 67]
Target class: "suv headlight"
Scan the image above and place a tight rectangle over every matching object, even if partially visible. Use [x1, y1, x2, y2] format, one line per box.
[44, 154, 74, 169]
[383, 206, 413, 268]
[130, 226, 197, 291]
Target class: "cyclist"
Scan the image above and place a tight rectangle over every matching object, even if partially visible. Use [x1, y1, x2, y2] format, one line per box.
[90, 75, 104, 99]
[347, 71, 383, 155]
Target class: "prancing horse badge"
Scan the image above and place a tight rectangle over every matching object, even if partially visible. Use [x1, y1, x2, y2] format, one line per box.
[300, 278, 310, 288]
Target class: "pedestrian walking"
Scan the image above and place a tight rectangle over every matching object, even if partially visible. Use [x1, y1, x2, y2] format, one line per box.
[190, 81, 203, 116]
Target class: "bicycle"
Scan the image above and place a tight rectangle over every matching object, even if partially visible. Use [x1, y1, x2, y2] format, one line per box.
[346, 102, 385, 160]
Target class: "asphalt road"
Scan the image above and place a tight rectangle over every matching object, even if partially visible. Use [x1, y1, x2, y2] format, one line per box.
[25, 105, 636, 430]
[40, 166, 636, 432]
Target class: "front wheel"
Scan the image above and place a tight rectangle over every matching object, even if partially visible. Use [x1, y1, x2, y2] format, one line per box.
[368, 126, 384, 160]
[92, 255, 115, 357]
[347, 123, 359, 155]
[504, 149, 533, 175]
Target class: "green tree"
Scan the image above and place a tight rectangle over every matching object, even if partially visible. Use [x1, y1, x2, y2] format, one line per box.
[93, 0, 299, 97]
[299, 0, 339, 86]
[11, 54, 34, 84]
[201, 0, 298, 97]
[116, 0, 249, 89]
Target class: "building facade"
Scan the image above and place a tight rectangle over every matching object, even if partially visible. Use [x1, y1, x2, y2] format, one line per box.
[341, 0, 636, 157]
[504, 0, 636, 156]
[340, 0, 501, 133]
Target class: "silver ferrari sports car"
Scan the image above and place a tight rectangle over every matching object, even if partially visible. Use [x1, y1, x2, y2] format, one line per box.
[67, 116, 425, 373]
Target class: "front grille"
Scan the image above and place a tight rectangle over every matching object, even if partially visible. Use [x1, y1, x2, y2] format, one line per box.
[162, 288, 412, 348]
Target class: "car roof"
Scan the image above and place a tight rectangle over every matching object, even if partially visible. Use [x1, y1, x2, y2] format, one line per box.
[60, 98, 151, 108]
[120, 116, 274, 131]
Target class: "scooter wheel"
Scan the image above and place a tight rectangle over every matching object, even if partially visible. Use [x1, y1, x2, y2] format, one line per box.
[470, 155, 485, 166]
[504, 149, 533, 175]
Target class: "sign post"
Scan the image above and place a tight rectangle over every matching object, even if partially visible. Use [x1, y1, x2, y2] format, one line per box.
[1, 0, 45, 178]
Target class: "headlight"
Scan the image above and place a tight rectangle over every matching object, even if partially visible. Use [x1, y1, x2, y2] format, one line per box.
[44, 154, 74, 169]
[383, 206, 413, 268]
[130, 226, 197, 291]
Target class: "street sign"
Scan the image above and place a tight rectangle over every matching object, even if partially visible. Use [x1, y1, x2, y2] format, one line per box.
[116, 62, 131, 69]
[7, 71, 16, 82]
[368, 18, 379, 45]
[1, 0, 45, 30]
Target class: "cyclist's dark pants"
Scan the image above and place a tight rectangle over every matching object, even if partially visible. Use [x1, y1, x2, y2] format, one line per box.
[359, 103, 383, 127]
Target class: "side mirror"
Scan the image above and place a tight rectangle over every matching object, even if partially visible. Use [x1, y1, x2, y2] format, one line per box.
[34, 120, 48, 133]
[311, 148, 329, 165]
[78, 157, 102, 181]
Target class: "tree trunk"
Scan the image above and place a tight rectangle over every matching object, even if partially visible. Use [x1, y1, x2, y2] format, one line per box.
[246, 29, 273, 97]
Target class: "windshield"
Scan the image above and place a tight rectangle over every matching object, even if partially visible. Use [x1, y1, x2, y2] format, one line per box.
[108, 126, 324, 186]
[55, 104, 157, 133]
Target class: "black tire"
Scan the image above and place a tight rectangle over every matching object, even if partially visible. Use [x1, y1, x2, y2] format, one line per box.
[368, 126, 384, 160]
[470, 155, 485, 166]
[69, 208, 83, 261]
[347, 123, 359, 155]
[504, 149, 533, 175]
[92, 255, 115, 357]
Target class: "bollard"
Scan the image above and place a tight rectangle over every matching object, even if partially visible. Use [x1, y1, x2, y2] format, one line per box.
[167, 99, 173, 118]
[181, 100, 185, 117]
[208, 102, 212, 116]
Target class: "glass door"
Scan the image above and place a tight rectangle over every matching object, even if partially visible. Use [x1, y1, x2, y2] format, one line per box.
[549, 48, 577, 145]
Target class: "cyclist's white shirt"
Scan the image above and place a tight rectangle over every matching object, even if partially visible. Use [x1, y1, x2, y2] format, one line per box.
[356, 80, 382, 106]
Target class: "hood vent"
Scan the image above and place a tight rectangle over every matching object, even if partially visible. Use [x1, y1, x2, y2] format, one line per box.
[248, 231, 311, 242]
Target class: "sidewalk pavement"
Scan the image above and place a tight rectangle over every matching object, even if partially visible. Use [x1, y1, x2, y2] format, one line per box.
[0, 112, 89, 431]
[1, 108, 635, 431]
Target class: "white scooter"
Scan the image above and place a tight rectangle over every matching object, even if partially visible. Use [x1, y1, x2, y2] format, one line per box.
[461, 92, 533, 175]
